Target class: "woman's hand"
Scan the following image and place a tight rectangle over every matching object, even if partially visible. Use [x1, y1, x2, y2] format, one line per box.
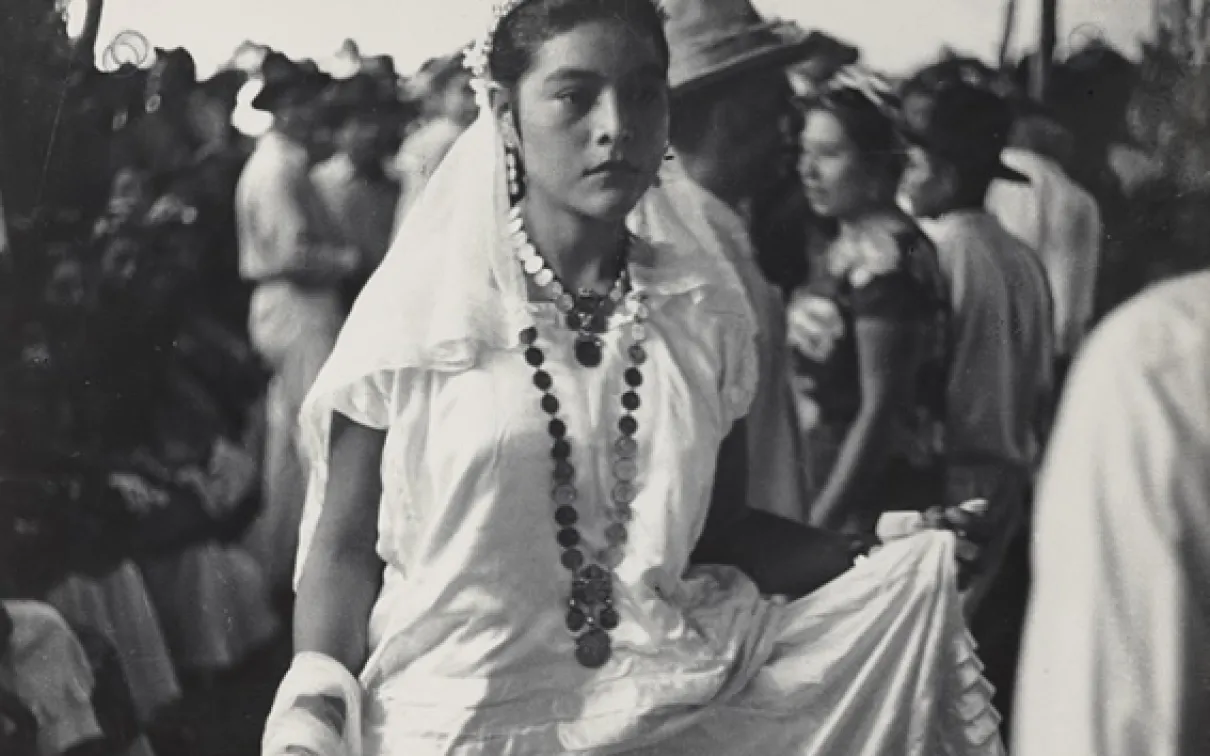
[923, 500, 992, 587]
[272, 694, 345, 756]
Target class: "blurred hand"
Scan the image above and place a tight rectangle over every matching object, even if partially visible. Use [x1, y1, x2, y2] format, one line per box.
[107, 473, 170, 515]
[786, 291, 845, 363]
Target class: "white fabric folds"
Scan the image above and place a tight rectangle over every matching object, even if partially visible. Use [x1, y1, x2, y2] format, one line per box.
[263, 652, 364, 756]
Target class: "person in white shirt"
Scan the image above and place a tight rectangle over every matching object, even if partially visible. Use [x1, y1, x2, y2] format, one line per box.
[986, 112, 1102, 383]
[1014, 270, 1210, 756]
[236, 57, 361, 596]
[898, 80, 1054, 613]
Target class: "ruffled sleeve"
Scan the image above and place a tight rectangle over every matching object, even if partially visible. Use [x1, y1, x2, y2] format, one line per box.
[293, 367, 406, 588]
[324, 369, 396, 430]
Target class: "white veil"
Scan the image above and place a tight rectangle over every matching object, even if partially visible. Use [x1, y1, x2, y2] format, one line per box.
[293, 32, 756, 589]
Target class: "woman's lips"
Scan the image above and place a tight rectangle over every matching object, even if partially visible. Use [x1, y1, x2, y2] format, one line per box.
[586, 160, 640, 176]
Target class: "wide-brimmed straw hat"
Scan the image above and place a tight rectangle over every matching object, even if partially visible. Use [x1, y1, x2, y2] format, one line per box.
[665, 0, 822, 96]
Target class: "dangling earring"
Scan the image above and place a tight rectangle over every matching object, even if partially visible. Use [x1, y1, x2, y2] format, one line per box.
[651, 142, 673, 187]
[505, 146, 524, 202]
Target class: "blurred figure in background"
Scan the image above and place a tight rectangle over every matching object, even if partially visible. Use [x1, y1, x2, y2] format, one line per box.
[987, 105, 1101, 389]
[0, 601, 102, 756]
[791, 67, 950, 538]
[178, 68, 256, 333]
[897, 77, 1055, 735]
[1014, 270, 1210, 756]
[392, 51, 478, 223]
[311, 74, 403, 311]
[898, 76, 1053, 612]
[663, 0, 811, 522]
[113, 48, 202, 184]
[236, 53, 361, 599]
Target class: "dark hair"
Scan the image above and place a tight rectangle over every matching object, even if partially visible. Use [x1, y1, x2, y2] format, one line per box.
[488, 0, 669, 90]
[802, 88, 905, 183]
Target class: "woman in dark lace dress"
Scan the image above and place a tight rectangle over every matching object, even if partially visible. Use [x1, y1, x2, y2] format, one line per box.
[790, 69, 951, 537]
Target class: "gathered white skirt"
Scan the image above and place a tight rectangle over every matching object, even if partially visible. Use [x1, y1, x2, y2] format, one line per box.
[364, 533, 1003, 756]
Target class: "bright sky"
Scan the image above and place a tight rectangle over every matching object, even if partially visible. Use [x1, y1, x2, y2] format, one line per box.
[81, 0, 1154, 78]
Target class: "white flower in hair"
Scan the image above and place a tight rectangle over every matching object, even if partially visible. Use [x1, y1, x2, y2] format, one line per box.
[825, 64, 900, 117]
[465, 0, 529, 86]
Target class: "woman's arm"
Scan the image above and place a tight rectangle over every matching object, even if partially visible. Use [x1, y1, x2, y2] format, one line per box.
[692, 421, 854, 599]
[809, 318, 917, 532]
[292, 413, 386, 673]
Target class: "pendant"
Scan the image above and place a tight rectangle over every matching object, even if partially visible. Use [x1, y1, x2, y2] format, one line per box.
[574, 336, 603, 368]
[575, 627, 612, 668]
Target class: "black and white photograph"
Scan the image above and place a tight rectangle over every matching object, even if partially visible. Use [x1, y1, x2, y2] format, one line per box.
[0, 1, 1205, 755]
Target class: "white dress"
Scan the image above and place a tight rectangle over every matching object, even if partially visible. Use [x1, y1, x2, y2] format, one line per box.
[318, 241, 1001, 755]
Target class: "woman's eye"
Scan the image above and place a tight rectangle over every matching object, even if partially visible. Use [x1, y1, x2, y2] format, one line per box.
[556, 89, 591, 108]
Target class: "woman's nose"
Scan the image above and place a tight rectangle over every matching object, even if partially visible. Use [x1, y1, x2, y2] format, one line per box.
[593, 92, 630, 145]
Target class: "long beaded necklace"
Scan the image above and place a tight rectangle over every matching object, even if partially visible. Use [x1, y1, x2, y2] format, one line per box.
[510, 205, 650, 668]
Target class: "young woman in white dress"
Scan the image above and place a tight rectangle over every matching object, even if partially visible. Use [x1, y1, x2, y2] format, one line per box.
[263, 1, 1004, 754]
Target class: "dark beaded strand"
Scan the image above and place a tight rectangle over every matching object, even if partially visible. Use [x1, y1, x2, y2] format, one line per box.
[511, 200, 653, 668]
[516, 307, 648, 669]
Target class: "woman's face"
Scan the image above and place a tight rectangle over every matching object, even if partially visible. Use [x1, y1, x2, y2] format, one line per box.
[800, 110, 885, 219]
[501, 19, 669, 222]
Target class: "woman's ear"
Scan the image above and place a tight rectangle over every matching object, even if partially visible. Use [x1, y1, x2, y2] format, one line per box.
[489, 85, 519, 148]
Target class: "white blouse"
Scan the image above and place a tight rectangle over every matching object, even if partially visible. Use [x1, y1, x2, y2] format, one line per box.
[316, 244, 1000, 755]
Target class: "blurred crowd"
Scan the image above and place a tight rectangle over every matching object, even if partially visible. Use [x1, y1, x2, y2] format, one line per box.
[0, 42, 478, 756]
[1, 6, 1209, 756]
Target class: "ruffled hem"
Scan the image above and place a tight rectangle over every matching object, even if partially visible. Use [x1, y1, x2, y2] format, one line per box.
[940, 629, 1005, 755]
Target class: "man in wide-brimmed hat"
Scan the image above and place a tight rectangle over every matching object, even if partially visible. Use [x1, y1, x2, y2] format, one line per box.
[311, 73, 406, 310]
[235, 53, 361, 597]
[898, 75, 1053, 645]
[987, 100, 1103, 390]
[663, 0, 826, 524]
